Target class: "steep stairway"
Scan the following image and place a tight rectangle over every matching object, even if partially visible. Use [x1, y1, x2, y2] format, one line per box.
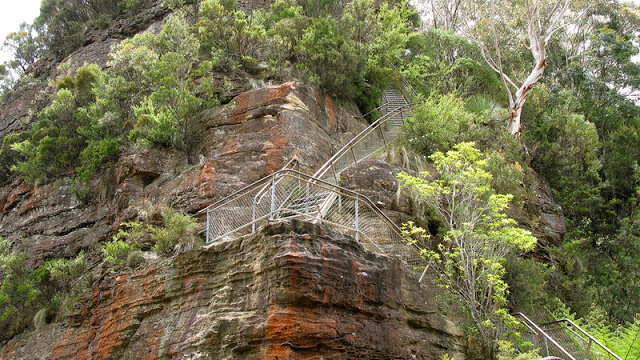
[202, 87, 421, 266]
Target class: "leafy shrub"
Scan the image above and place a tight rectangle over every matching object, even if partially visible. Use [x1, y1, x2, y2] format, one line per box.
[402, 30, 502, 98]
[76, 137, 121, 184]
[296, 17, 366, 98]
[523, 88, 603, 220]
[197, 0, 267, 71]
[152, 208, 203, 254]
[103, 222, 148, 266]
[0, 238, 90, 338]
[42, 253, 91, 319]
[400, 93, 477, 156]
[399, 143, 537, 355]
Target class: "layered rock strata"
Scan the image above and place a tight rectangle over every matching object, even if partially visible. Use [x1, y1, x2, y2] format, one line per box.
[0, 82, 366, 263]
[0, 220, 465, 359]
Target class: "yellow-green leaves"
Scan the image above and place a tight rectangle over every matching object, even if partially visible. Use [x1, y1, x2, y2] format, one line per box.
[399, 142, 537, 353]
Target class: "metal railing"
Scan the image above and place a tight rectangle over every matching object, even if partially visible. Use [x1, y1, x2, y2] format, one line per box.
[388, 61, 420, 101]
[201, 88, 417, 270]
[313, 103, 412, 184]
[514, 313, 622, 360]
[540, 319, 622, 360]
[515, 312, 576, 359]
[204, 169, 425, 268]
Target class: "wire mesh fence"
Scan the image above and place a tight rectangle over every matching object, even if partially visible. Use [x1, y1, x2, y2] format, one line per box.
[539, 320, 621, 360]
[313, 101, 412, 185]
[205, 169, 425, 268]
[514, 313, 622, 360]
[203, 88, 419, 268]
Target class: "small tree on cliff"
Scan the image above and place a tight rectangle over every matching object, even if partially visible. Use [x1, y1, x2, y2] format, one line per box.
[399, 142, 537, 355]
[460, 0, 587, 135]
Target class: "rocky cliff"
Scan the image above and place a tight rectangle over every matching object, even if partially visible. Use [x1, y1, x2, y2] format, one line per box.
[0, 2, 567, 357]
[0, 220, 465, 359]
[0, 81, 365, 263]
[0, 75, 473, 358]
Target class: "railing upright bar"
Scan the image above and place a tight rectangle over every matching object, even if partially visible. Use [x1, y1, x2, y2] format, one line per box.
[270, 176, 276, 220]
[379, 125, 387, 146]
[355, 198, 359, 242]
[206, 210, 210, 243]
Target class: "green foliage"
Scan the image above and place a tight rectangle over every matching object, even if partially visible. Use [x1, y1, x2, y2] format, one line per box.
[103, 209, 202, 267]
[297, 0, 347, 18]
[266, 1, 310, 63]
[524, 87, 603, 220]
[503, 256, 553, 315]
[9, 65, 104, 184]
[152, 208, 203, 254]
[576, 308, 640, 358]
[0, 238, 90, 339]
[402, 30, 502, 98]
[43, 253, 91, 318]
[399, 143, 537, 355]
[103, 222, 148, 266]
[0, 238, 40, 334]
[296, 16, 366, 98]
[2, 23, 40, 72]
[0, 132, 28, 185]
[112, 11, 203, 149]
[197, 0, 267, 71]
[76, 137, 121, 184]
[400, 93, 477, 156]
[496, 340, 540, 360]
[34, 0, 153, 58]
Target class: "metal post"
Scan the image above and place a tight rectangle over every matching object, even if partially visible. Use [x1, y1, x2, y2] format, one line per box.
[270, 176, 276, 220]
[586, 338, 592, 359]
[252, 200, 256, 232]
[379, 125, 387, 146]
[544, 337, 550, 357]
[206, 210, 210, 243]
[305, 183, 310, 214]
[350, 147, 357, 163]
[355, 198, 359, 242]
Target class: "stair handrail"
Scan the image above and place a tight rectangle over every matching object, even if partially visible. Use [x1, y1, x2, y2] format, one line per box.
[313, 103, 412, 181]
[207, 168, 403, 236]
[513, 312, 576, 360]
[541, 318, 622, 360]
[199, 158, 299, 216]
[388, 61, 420, 101]
[203, 168, 425, 265]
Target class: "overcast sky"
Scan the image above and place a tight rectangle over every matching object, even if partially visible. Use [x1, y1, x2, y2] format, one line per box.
[0, 0, 41, 63]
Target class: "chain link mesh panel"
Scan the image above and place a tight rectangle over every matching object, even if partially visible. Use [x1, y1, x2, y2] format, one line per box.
[206, 170, 425, 269]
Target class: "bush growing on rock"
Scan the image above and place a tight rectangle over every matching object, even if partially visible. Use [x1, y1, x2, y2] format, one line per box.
[0, 237, 91, 339]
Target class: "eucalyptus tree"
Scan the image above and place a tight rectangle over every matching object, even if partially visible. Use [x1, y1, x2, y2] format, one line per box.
[458, 0, 588, 135]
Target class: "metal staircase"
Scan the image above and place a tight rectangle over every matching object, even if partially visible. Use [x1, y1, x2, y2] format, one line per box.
[201, 87, 422, 267]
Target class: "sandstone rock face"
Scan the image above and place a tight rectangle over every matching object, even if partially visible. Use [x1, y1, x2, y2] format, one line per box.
[0, 220, 465, 360]
[340, 159, 410, 213]
[0, 82, 366, 262]
[339, 159, 414, 231]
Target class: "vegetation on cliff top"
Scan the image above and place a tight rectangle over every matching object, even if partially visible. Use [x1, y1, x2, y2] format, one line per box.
[0, 0, 639, 357]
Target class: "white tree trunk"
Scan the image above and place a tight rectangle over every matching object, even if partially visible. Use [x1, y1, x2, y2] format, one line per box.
[508, 57, 547, 135]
